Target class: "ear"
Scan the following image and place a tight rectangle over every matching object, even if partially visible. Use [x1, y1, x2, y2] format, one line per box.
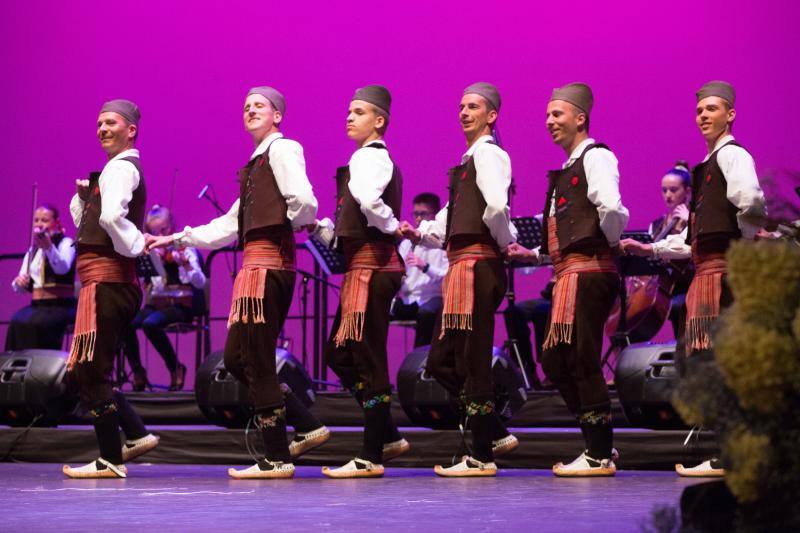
[273, 110, 283, 126]
[486, 108, 498, 126]
[127, 123, 138, 141]
[375, 113, 386, 130]
[727, 107, 736, 125]
[575, 112, 587, 131]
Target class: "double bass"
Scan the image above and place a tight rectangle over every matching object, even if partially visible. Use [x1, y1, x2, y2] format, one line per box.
[605, 215, 689, 343]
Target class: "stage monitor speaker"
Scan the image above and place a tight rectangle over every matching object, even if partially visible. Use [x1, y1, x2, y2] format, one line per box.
[194, 348, 315, 429]
[614, 341, 687, 429]
[397, 345, 527, 430]
[0, 349, 76, 427]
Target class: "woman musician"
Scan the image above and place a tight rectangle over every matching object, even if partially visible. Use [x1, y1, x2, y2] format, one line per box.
[121, 206, 206, 391]
[6, 204, 77, 351]
[620, 161, 693, 340]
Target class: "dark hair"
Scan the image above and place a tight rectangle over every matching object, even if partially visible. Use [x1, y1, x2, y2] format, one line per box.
[413, 192, 441, 212]
[37, 203, 59, 220]
[665, 160, 691, 187]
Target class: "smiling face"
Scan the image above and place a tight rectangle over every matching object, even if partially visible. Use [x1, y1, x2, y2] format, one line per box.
[346, 100, 385, 145]
[243, 94, 281, 142]
[97, 112, 136, 158]
[32, 207, 58, 233]
[545, 100, 586, 150]
[661, 174, 689, 210]
[696, 96, 735, 145]
[459, 93, 496, 142]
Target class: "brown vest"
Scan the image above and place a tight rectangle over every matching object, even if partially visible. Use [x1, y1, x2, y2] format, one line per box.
[443, 145, 500, 247]
[237, 138, 292, 244]
[41, 233, 76, 289]
[76, 155, 146, 255]
[688, 141, 743, 254]
[541, 143, 611, 256]
[333, 143, 402, 247]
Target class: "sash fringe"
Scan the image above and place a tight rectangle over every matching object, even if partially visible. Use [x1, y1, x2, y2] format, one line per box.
[67, 283, 98, 369]
[334, 269, 373, 346]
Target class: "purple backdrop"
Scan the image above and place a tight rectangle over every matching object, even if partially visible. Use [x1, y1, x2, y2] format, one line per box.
[2, 1, 797, 386]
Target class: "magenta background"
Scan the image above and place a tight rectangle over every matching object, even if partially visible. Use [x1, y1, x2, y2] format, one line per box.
[1, 1, 798, 387]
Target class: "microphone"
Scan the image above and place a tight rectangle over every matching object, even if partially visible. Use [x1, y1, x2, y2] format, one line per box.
[197, 184, 209, 200]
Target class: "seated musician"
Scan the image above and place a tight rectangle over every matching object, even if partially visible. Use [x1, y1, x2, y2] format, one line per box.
[390, 192, 448, 347]
[6, 204, 77, 351]
[620, 161, 693, 339]
[122, 206, 206, 391]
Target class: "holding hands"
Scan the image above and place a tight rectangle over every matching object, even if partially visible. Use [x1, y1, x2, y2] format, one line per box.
[504, 242, 540, 264]
[398, 221, 421, 245]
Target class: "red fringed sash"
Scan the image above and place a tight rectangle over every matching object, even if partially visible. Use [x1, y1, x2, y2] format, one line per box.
[439, 243, 499, 338]
[228, 238, 294, 327]
[334, 241, 403, 347]
[543, 218, 616, 350]
[68, 253, 136, 369]
[685, 246, 727, 354]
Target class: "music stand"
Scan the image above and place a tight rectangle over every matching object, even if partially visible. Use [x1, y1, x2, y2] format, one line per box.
[135, 253, 162, 283]
[303, 236, 346, 276]
[503, 216, 546, 390]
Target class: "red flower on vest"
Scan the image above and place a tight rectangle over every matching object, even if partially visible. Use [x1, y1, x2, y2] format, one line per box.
[706, 174, 711, 183]
[557, 196, 567, 206]
[571, 176, 579, 186]
[259, 157, 265, 167]
[93, 186, 100, 195]
[460, 170, 467, 180]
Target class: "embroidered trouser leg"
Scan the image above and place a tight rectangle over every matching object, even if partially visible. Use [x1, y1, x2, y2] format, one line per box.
[541, 272, 618, 457]
[326, 271, 402, 459]
[427, 259, 506, 462]
[69, 283, 141, 464]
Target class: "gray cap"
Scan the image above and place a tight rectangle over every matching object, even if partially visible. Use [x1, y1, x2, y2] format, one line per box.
[100, 99, 140, 125]
[550, 82, 593, 116]
[463, 82, 501, 111]
[247, 86, 286, 115]
[696, 81, 735, 107]
[352, 85, 391, 116]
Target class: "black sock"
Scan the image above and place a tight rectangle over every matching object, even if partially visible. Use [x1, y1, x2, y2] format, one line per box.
[360, 392, 390, 464]
[256, 406, 290, 463]
[468, 413, 495, 463]
[384, 412, 401, 444]
[283, 389, 322, 434]
[114, 391, 147, 441]
[489, 411, 509, 441]
[91, 401, 123, 465]
[579, 410, 613, 459]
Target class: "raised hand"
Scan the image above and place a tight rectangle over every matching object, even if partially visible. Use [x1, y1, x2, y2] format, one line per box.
[75, 179, 91, 201]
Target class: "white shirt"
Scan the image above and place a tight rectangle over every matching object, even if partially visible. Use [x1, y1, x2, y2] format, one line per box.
[418, 135, 518, 250]
[11, 236, 75, 292]
[70, 148, 145, 257]
[311, 140, 400, 248]
[650, 226, 691, 260]
[397, 239, 448, 305]
[549, 138, 629, 246]
[347, 140, 400, 233]
[175, 132, 318, 249]
[703, 135, 766, 239]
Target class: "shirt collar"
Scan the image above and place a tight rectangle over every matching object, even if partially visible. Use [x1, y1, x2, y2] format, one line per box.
[462, 135, 494, 163]
[110, 148, 140, 162]
[563, 138, 595, 168]
[363, 138, 387, 149]
[250, 132, 284, 161]
[703, 134, 735, 162]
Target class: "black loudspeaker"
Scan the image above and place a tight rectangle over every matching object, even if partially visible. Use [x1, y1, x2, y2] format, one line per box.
[397, 345, 528, 430]
[0, 350, 76, 427]
[194, 348, 315, 429]
[615, 341, 687, 429]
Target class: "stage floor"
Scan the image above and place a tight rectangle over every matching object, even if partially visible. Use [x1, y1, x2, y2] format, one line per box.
[0, 463, 698, 532]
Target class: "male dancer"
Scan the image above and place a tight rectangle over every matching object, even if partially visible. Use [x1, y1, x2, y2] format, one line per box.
[675, 81, 766, 477]
[403, 82, 519, 477]
[63, 99, 158, 478]
[147, 87, 328, 479]
[312, 85, 409, 478]
[509, 83, 629, 476]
